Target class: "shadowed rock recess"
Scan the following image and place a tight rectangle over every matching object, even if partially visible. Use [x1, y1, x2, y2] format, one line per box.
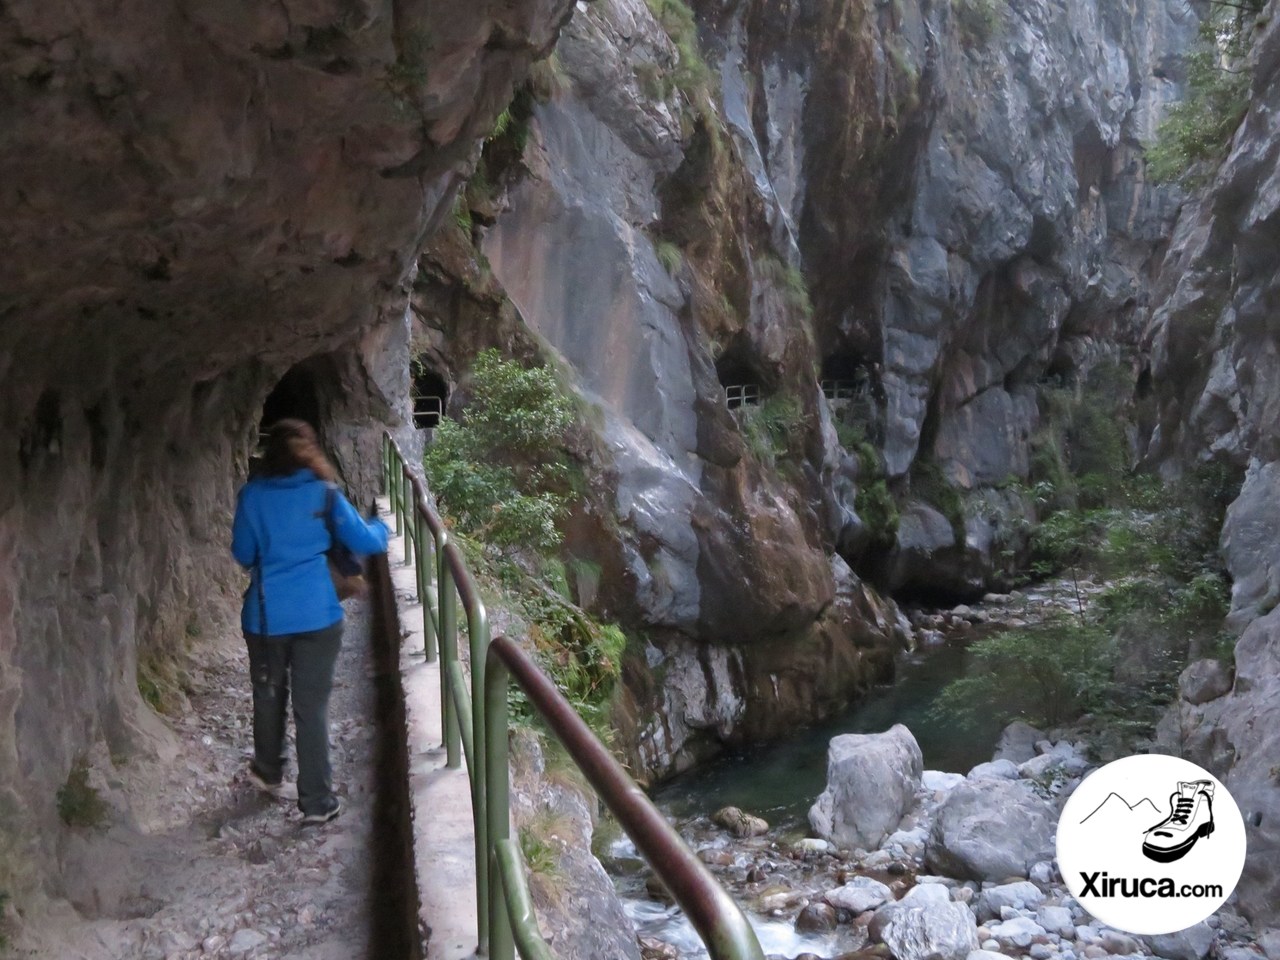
[0, 0, 572, 905]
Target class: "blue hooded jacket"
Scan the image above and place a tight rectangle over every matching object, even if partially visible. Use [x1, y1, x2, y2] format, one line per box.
[231, 468, 389, 635]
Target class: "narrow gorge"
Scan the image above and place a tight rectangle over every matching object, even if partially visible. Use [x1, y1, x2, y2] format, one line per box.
[3, 0, 1280, 957]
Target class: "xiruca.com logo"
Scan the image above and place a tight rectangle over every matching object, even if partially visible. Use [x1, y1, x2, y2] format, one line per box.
[1057, 755, 1247, 935]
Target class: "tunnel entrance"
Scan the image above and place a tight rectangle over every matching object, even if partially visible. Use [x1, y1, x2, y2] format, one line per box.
[715, 347, 763, 411]
[258, 354, 343, 450]
[820, 352, 874, 402]
[822, 350, 882, 444]
[410, 362, 448, 430]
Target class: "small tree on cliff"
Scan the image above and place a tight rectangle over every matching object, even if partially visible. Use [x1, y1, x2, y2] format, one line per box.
[424, 349, 577, 552]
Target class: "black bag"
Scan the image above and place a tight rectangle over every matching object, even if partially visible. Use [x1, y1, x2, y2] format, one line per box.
[324, 485, 367, 600]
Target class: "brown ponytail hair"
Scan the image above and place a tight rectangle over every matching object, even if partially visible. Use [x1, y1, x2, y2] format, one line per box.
[259, 418, 338, 482]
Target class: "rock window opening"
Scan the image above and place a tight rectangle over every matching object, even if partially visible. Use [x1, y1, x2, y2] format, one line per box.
[822, 352, 883, 443]
[411, 363, 448, 430]
[258, 357, 333, 449]
[716, 352, 763, 411]
[820, 352, 874, 402]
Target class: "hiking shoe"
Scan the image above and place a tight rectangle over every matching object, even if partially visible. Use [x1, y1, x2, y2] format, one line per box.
[1143, 780, 1215, 863]
[246, 763, 283, 797]
[301, 797, 343, 826]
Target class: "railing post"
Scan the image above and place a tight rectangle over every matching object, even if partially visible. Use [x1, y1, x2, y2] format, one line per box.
[401, 466, 414, 569]
[485, 654, 514, 960]
[470, 607, 491, 957]
[438, 540, 461, 769]
[417, 509, 436, 662]
[392, 462, 403, 536]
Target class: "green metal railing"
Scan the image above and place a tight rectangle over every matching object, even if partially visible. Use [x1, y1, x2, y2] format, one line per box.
[381, 432, 765, 960]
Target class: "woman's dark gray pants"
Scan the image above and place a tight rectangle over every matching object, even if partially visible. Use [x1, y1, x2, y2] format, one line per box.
[244, 622, 344, 816]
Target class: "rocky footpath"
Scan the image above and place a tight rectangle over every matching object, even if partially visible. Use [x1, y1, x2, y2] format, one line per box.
[2, 604, 393, 959]
[623, 725, 1271, 960]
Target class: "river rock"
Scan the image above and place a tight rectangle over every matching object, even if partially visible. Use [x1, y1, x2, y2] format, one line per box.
[809, 725, 924, 851]
[989, 916, 1046, 948]
[925, 779, 1057, 881]
[1146, 922, 1215, 960]
[794, 838, 832, 855]
[993, 721, 1044, 763]
[826, 876, 894, 913]
[873, 891, 979, 960]
[1018, 752, 1088, 780]
[967, 760, 1020, 781]
[975, 881, 1045, 921]
[711, 806, 770, 838]
[797, 902, 839, 933]
[1178, 659, 1233, 705]
[639, 937, 680, 960]
[1037, 906, 1075, 939]
[923, 771, 967, 792]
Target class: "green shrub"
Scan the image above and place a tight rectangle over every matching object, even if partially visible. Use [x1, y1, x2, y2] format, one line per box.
[857, 480, 900, 554]
[644, 0, 710, 95]
[759, 255, 813, 317]
[910, 458, 965, 542]
[1146, 7, 1261, 185]
[57, 758, 107, 829]
[931, 618, 1116, 732]
[739, 394, 805, 466]
[953, 0, 1003, 46]
[424, 350, 578, 552]
[655, 239, 684, 275]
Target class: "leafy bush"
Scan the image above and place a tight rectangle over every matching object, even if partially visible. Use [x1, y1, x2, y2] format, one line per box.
[424, 350, 577, 552]
[931, 618, 1116, 732]
[739, 394, 805, 466]
[953, 0, 1003, 46]
[57, 757, 107, 828]
[655, 239, 684, 275]
[1146, 6, 1261, 185]
[644, 0, 710, 95]
[910, 458, 965, 542]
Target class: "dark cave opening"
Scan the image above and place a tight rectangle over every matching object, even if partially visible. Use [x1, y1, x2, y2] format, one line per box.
[715, 345, 763, 410]
[410, 362, 448, 430]
[259, 355, 342, 440]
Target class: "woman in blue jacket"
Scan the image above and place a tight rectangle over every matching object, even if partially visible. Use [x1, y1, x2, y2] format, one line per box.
[231, 418, 389, 824]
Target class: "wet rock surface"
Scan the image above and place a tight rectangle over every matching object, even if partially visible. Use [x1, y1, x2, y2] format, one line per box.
[619, 717, 1268, 960]
[8, 604, 384, 958]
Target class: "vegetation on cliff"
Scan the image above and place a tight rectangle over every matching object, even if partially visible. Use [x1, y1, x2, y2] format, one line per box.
[935, 360, 1241, 754]
[424, 350, 627, 734]
[1146, 0, 1264, 184]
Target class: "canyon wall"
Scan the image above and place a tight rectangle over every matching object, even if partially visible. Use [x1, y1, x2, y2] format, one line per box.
[415, 0, 1195, 778]
[1146, 8, 1280, 928]
[0, 0, 571, 901]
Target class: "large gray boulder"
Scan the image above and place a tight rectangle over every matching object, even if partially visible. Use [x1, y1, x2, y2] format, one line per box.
[1147, 921, 1215, 960]
[925, 779, 1057, 881]
[1178, 659, 1233, 705]
[873, 885, 979, 960]
[809, 724, 924, 850]
[992, 721, 1044, 764]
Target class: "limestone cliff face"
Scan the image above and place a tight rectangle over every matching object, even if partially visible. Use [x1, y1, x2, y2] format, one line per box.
[0, 0, 571, 899]
[416, 0, 1194, 778]
[1145, 10, 1280, 928]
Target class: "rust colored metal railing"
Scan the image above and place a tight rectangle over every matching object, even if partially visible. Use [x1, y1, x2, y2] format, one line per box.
[381, 432, 765, 960]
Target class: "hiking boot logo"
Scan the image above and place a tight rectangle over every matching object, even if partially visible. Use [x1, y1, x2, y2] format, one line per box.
[1142, 780, 1215, 863]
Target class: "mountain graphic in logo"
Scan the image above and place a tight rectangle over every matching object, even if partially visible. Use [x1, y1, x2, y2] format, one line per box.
[1080, 792, 1162, 826]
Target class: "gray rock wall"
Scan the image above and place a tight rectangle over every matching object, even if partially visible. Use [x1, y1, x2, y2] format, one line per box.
[1145, 7, 1280, 929]
[0, 0, 572, 900]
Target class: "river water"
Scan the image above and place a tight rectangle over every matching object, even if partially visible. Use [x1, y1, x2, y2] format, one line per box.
[614, 634, 1001, 959]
